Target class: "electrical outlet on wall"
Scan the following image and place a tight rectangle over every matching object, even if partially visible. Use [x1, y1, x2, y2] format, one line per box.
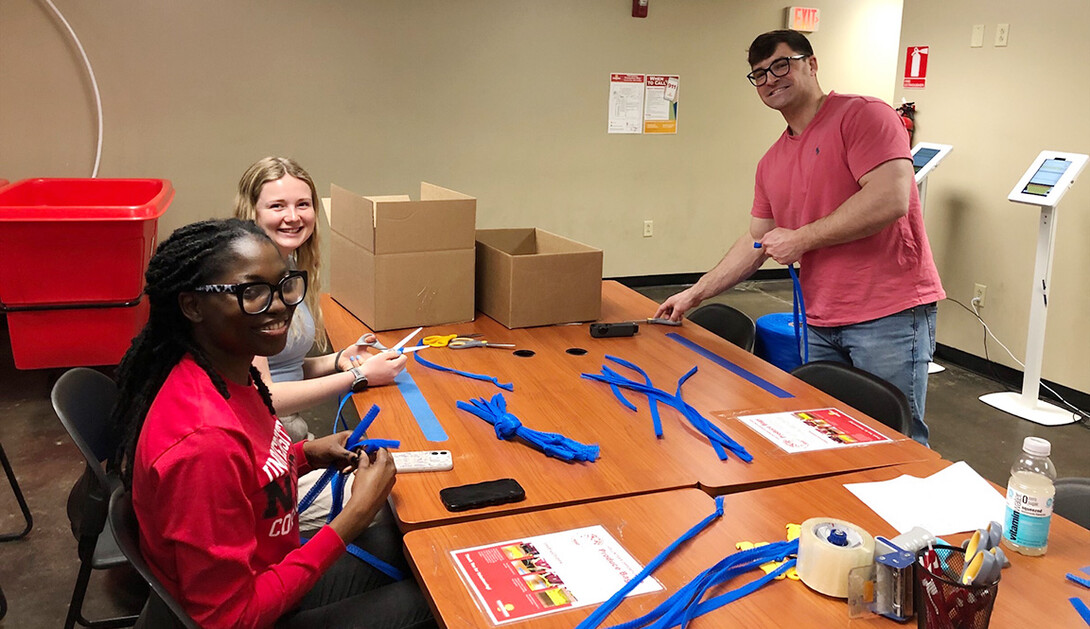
[971, 24, 985, 48]
[973, 283, 987, 307]
[643, 220, 654, 237]
[995, 23, 1009, 47]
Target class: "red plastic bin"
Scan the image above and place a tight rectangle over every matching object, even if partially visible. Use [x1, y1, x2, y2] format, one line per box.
[6, 297, 149, 369]
[0, 178, 173, 307]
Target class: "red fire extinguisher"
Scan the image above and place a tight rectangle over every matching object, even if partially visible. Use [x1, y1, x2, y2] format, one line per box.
[896, 101, 916, 144]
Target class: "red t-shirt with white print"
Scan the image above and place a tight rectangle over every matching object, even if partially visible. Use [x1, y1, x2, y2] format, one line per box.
[133, 355, 344, 629]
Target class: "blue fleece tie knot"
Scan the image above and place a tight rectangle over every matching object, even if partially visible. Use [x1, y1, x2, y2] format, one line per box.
[493, 411, 522, 439]
[456, 393, 600, 463]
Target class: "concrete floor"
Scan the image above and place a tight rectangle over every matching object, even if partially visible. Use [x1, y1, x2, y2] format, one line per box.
[1, 281, 1088, 628]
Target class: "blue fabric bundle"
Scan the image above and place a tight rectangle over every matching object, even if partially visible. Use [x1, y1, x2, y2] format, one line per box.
[576, 495, 798, 629]
[601, 540, 798, 629]
[456, 393, 600, 462]
[581, 355, 753, 463]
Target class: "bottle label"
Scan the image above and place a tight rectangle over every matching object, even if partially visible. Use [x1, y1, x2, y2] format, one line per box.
[1003, 487, 1053, 548]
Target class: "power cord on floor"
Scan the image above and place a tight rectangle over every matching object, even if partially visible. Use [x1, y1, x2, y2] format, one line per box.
[945, 297, 1089, 427]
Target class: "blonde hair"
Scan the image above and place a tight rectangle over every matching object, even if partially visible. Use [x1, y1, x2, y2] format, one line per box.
[234, 156, 328, 351]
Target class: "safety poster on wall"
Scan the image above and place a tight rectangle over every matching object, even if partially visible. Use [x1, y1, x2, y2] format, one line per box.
[608, 73, 679, 134]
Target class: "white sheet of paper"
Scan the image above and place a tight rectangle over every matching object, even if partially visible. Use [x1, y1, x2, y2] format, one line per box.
[843, 461, 1007, 537]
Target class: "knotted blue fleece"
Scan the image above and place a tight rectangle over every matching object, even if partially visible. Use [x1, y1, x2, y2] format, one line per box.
[581, 355, 752, 463]
[297, 395, 404, 581]
[456, 393, 599, 462]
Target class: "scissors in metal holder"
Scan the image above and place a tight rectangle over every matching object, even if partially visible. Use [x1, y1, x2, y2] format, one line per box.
[448, 337, 515, 350]
[422, 333, 482, 348]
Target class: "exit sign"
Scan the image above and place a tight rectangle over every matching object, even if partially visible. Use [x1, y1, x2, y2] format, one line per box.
[786, 7, 820, 32]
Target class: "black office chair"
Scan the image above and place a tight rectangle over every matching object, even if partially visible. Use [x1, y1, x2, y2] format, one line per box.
[52, 368, 140, 629]
[0, 442, 33, 543]
[1054, 477, 1090, 530]
[109, 488, 199, 629]
[687, 303, 756, 352]
[790, 361, 912, 435]
[0, 440, 34, 622]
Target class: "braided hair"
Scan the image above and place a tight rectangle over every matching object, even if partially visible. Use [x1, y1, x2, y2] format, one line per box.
[111, 218, 280, 487]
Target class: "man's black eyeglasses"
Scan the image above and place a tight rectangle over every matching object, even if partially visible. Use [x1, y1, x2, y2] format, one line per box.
[193, 270, 308, 315]
[747, 54, 809, 87]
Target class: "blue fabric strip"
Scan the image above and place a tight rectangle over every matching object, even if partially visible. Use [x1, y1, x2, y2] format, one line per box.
[582, 357, 753, 463]
[576, 496, 725, 629]
[1069, 597, 1090, 625]
[605, 541, 797, 629]
[394, 369, 448, 442]
[665, 333, 794, 399]
[788, 264, 809, 365]
[297, 399, 405, 581]
[413, 347, 514, 391]
[300, 535, 405, 582]
[343, 544, 405, 582]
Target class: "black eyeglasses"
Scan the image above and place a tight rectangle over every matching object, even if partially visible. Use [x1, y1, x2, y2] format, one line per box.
[747, 54, 809, 86]
[193, 270, 308, 315]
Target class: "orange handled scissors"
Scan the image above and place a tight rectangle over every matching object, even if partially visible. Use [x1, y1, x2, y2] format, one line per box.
[422, 333, 482, 348]
[449, 337, 515, 350]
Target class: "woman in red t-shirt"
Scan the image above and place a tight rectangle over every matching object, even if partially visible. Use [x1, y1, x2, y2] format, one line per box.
[110, 218, 434, 629]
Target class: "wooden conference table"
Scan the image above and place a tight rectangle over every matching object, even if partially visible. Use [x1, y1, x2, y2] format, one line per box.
[322, 281, 937, 530]
[404, 459, 1090, 628]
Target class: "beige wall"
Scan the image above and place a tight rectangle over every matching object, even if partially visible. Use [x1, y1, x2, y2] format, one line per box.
[897, 0, 1090, 393]
[1, 0, 902, 276]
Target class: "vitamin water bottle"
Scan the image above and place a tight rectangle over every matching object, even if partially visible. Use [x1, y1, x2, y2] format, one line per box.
[1001, 436, 1056, 556]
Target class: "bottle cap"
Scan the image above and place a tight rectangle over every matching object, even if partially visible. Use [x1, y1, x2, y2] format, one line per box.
[1022, 436, 1051, 457]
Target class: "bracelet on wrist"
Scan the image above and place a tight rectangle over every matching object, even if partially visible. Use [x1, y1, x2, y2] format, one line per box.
[334, 349, 346, 372]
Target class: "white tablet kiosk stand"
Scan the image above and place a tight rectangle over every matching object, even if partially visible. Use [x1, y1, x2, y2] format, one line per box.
[912, 142, 954, 374]
[979, 150, 1088, 425]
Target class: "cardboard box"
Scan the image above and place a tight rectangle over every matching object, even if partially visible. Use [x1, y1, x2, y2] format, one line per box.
[330, 183, 476, 331]
[475, 228, 603, 328]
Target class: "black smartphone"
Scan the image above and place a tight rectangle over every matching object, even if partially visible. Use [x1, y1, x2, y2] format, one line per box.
[439, 478, 526, 512]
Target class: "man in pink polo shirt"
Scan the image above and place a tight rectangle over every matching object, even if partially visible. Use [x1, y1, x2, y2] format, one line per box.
[655, 30, 944, 446]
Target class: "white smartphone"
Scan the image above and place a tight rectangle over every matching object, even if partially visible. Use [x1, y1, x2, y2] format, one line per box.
[391, 450, 453, 473]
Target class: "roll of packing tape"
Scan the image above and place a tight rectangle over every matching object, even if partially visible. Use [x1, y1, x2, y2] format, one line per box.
[796, 517, 875, 598]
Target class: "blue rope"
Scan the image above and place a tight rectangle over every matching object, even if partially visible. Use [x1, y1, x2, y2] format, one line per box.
[456, 393, 600, 462]
[413, 346, 514, 391]
[581, 356, 753, 463]
[575, 496, 725, 629]
[296, 396, 404, 581]
[788, 264, 808, 365]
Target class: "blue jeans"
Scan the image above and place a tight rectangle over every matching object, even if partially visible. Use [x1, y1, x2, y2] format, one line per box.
[806, 303, 937, 446]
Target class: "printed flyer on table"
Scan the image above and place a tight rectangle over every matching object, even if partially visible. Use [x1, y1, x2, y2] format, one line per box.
[451, 525, 663, 625]
[734, 407, 892, 453]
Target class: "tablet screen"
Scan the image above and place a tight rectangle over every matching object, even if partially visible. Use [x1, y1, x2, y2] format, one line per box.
[912, 147, 940, 174]
[1022, 158, 1071, 196]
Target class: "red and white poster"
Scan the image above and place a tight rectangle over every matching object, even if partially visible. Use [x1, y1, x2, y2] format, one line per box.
[451, 525, 662, 625]
[735, 408, 893, 453]
[903, 46, 929, 88]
